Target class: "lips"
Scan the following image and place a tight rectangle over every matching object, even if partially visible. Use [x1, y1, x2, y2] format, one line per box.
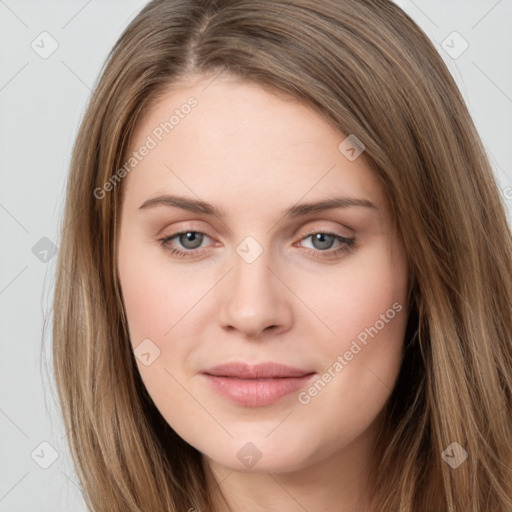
[203, 362, 313, 379]
[201, 362, 316, 407]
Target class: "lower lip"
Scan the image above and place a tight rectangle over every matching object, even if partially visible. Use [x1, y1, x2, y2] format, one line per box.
[202, 373, 316, 407]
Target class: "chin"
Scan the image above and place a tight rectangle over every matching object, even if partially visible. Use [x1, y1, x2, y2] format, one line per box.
[201, 436, 318, 474]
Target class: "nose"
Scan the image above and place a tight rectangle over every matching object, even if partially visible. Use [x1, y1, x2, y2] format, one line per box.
[218, 242, 293, 339]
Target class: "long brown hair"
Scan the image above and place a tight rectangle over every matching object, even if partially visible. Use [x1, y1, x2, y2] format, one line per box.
[52, 0, 512, 510]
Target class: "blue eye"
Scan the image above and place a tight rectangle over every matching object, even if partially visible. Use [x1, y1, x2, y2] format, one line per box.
[297, 230, 356, 259]
[158, 231, 210, 258]
[158, 230, 356, 260]
[171, 231, 205, 250]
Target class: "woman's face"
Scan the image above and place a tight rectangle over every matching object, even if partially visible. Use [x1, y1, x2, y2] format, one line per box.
[117, 73, 409, 475]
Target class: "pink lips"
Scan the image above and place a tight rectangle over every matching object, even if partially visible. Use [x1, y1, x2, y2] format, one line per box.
[201, 362, 316, 407]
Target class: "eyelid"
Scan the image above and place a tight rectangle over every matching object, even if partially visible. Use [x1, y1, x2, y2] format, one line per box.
[297, 220, 355, 238]
[298, 227, 354, 243]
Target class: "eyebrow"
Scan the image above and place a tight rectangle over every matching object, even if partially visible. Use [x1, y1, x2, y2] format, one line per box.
[138, 194, 377, 218]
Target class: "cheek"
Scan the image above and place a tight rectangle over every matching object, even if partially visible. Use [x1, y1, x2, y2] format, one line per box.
[117, 244, 207, 422]
[294, 240, 408, 425]
[296, 238, 407, 349]
[118, 240, 205, 347]
[116, 239, 205, 409]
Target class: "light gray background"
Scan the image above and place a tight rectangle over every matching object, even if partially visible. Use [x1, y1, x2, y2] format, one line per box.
[0, 1, 511, 510]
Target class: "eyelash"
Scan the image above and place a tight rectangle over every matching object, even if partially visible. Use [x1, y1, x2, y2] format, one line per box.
[157, 229, 356, 260]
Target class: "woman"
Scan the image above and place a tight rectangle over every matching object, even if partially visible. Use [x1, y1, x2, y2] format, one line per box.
[53, 0, 512, 510]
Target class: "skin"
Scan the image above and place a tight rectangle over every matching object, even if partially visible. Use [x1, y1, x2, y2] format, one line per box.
[116, 73, 409, 512]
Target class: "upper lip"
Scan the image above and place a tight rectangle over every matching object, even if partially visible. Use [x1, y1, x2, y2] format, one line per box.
[202, 362, 314, 379]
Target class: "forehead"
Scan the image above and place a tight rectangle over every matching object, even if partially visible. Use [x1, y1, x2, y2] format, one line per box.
[121, 75, 387, 217]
